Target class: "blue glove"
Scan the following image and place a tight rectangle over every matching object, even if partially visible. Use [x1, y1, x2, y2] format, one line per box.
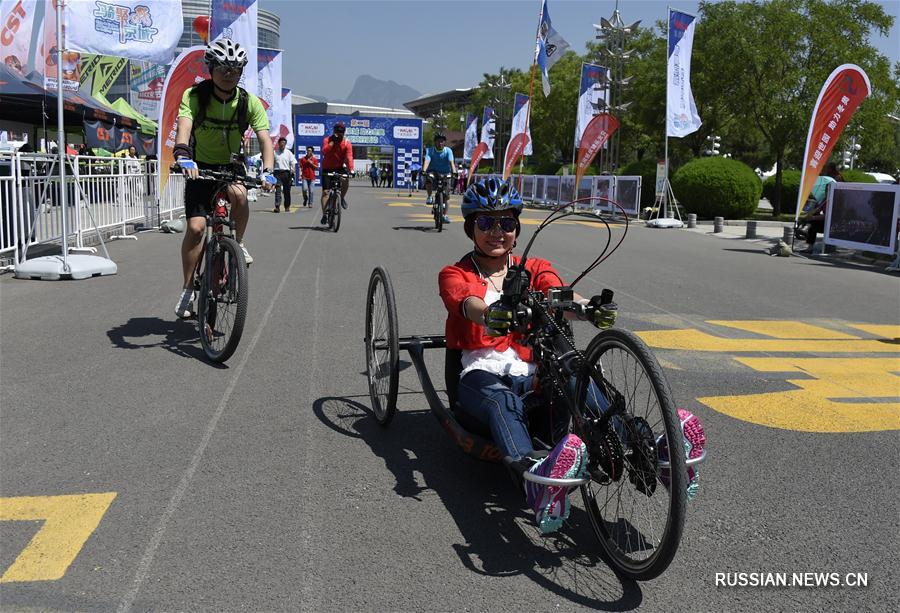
[262, 172, 277, 186]
[176, 157, 197, 170]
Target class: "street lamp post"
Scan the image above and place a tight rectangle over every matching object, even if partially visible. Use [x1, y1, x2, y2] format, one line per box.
[487, 73, 511, 164]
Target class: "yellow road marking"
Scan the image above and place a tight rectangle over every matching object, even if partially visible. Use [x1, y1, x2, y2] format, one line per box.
[701, 358, 899, 432]
[0, 492, 117, 582]
[846, 323, 900, 339]
[637, 329, 896, 353]
[639, 320, 900, 432]
[706, 320, 858, 340]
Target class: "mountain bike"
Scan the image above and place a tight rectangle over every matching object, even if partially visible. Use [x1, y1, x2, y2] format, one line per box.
[364, 198, 705, 580]
[173, 164, 260, 363]
[323, 170, 346, 232]
[426, 171, 452, 232]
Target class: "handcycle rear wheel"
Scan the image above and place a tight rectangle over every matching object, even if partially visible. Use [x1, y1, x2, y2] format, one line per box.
[365, 267, 399, 425]
[574, 328, 686, 580]
[198, 236, 248, 363]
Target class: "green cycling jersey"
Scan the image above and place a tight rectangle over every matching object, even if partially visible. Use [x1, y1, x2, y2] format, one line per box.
[178, 86, 269, 165]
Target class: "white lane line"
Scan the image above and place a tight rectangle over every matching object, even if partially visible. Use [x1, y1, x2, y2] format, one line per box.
[117, 227, 314, 613]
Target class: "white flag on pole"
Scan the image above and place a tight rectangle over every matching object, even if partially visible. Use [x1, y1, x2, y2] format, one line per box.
[64, 0, 183, 65]
[210, 0, 258, 95]
[534, 0, 570, 97]
[666, 9, 702, 137]
[0, 0, 39, 75]
[575, 63, 609, 147]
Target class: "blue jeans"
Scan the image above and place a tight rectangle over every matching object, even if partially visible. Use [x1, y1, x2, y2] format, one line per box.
[301, 179, 314, 204]
[457, 369, 610, 461]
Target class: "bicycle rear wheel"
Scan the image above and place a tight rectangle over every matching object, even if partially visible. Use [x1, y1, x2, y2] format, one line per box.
[198, 236, 248, 363]
[364, 267, 399, 425]
[574, 328, 686, 580]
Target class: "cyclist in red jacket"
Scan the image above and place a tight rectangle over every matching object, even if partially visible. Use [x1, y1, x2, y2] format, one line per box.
[319, 122, 354, 224]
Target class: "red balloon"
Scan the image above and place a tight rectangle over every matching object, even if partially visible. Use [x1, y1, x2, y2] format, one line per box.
[192, 15, 210, 43]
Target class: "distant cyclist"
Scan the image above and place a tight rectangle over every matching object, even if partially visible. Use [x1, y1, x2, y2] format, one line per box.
[319, 122, 354, 225]
[422, 133, 456, 224]
[172, 38, 275, 319]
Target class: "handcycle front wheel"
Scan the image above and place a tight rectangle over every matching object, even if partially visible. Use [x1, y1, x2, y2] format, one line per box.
[364, 267, 399, 425]
[198, 236, 248, 363]
[574, 328, 687, 581]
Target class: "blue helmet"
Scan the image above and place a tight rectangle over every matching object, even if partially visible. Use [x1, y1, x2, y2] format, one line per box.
[461, 177, 523, 219]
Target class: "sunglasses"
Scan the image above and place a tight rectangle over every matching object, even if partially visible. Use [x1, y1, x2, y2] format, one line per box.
[475, 215, 517, 233]
[334, 129, 345, 134]
[214, 65, 241, 76]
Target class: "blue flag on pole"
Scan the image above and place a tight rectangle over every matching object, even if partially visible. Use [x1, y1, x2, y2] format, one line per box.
[535, 0, 570, 97]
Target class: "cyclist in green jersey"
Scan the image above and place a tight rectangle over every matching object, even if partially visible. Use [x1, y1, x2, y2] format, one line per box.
[172, 38, 276, 319]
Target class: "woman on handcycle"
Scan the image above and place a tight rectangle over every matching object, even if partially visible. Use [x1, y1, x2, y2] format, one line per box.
[438, 178, 618, 533]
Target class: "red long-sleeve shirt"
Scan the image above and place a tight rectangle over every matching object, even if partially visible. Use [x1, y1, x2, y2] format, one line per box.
[321, 135, 353, 171]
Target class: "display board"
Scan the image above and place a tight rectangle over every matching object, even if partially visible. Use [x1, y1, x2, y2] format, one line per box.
[824, 182, 900, 255]
[294, 115, 423, 187]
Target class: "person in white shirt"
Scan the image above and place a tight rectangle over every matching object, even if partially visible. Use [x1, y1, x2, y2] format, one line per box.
[273, 137, 297, 212]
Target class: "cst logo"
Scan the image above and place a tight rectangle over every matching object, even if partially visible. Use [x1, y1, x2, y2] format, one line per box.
[298, 123, 324, 137]
[393, 126, 419, 140]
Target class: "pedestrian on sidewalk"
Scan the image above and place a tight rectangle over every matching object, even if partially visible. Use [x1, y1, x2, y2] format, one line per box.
[273, 137, 297, 213]
[299, 146, 318, 207]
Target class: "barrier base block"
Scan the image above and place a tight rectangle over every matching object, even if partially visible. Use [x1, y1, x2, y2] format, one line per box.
[14, 254, 117, 281]
[646, 217, 684, 229]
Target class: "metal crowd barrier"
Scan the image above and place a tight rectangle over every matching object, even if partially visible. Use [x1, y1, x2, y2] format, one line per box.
[474, 173, 642, 217]
[0, 152, 173, 267]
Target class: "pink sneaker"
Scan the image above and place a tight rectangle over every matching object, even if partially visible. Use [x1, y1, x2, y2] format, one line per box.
[525, 434, 587, 533]
[660, 408, 706, 500]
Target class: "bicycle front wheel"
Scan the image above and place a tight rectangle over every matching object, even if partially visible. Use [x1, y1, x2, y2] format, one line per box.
[574, 328, 687, 580]
[434, 195, 443, 232]
[333, 195, 342, 232]
[364, 267, 399, 425]
[198, 236, 248, 363]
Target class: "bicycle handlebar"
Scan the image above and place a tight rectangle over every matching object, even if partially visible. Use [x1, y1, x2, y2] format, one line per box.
[170, 164, 262, 187]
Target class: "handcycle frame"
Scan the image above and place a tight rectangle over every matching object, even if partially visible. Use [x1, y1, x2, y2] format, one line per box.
[364, 196, 707, 579]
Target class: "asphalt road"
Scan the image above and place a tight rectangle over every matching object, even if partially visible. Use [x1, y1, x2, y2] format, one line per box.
[1, 182, 898, 612]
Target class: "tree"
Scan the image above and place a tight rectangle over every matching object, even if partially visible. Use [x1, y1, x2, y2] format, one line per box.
[697, 0, 895, 215]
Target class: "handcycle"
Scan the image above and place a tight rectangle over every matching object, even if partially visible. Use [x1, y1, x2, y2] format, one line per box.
[323, 170, 348, 232]
[172, 162, 260, 363]
[424, 171, 454, 232]
[364, 198, 706, 580]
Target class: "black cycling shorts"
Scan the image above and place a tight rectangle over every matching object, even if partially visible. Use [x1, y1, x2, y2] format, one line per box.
[320, 168, 348, 191]
[183, 162, 236, 219]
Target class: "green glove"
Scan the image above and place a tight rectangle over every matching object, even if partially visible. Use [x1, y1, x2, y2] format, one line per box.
[484, 301, 514, 336]
[592, 302, 618, 330]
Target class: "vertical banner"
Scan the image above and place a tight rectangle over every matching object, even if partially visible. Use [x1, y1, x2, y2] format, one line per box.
[575, 62, 608, 147]
[463, 112, 477, 160]
[502, 93, 532, 180]
[210, 0, 257, 95]
[480, 106, 495, 160]
[64, 0, 183, 64]
[278, 87, 293, 148]
[129, 60, 167, 119]
[535, 0, 570, 97]
[256, 48, 281, 133]
[574, 113, 619, 187]
[795, 64, 871, 221]
[40, 0, 80, 91]
[157, 46, 208, 193]
[666, 9, 702, 137]
[0, 0, 39, 75]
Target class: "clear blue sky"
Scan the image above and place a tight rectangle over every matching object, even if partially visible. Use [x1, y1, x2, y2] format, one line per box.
[260, 0, 900, 101]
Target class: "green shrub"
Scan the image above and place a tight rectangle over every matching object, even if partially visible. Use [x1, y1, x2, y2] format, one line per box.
[841, 169, 877, 183]
[762, 170, 802, 214]
[619, 158, 661, 208]
[672, 157, 762, 219]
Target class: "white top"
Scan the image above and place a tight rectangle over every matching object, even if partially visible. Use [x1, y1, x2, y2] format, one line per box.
[460, 287, 536, 379]
[274, 150, 295, 171]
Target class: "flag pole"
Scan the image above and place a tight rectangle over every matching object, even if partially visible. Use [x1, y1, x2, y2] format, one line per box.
[56, 0, 69, 271]
[517, 0, 542, 180]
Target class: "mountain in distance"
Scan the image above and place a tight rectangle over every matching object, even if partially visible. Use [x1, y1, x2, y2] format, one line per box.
[343, 74, 421, 109]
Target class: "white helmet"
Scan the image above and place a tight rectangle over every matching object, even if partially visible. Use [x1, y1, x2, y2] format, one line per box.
[205, 38, 248, 69]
